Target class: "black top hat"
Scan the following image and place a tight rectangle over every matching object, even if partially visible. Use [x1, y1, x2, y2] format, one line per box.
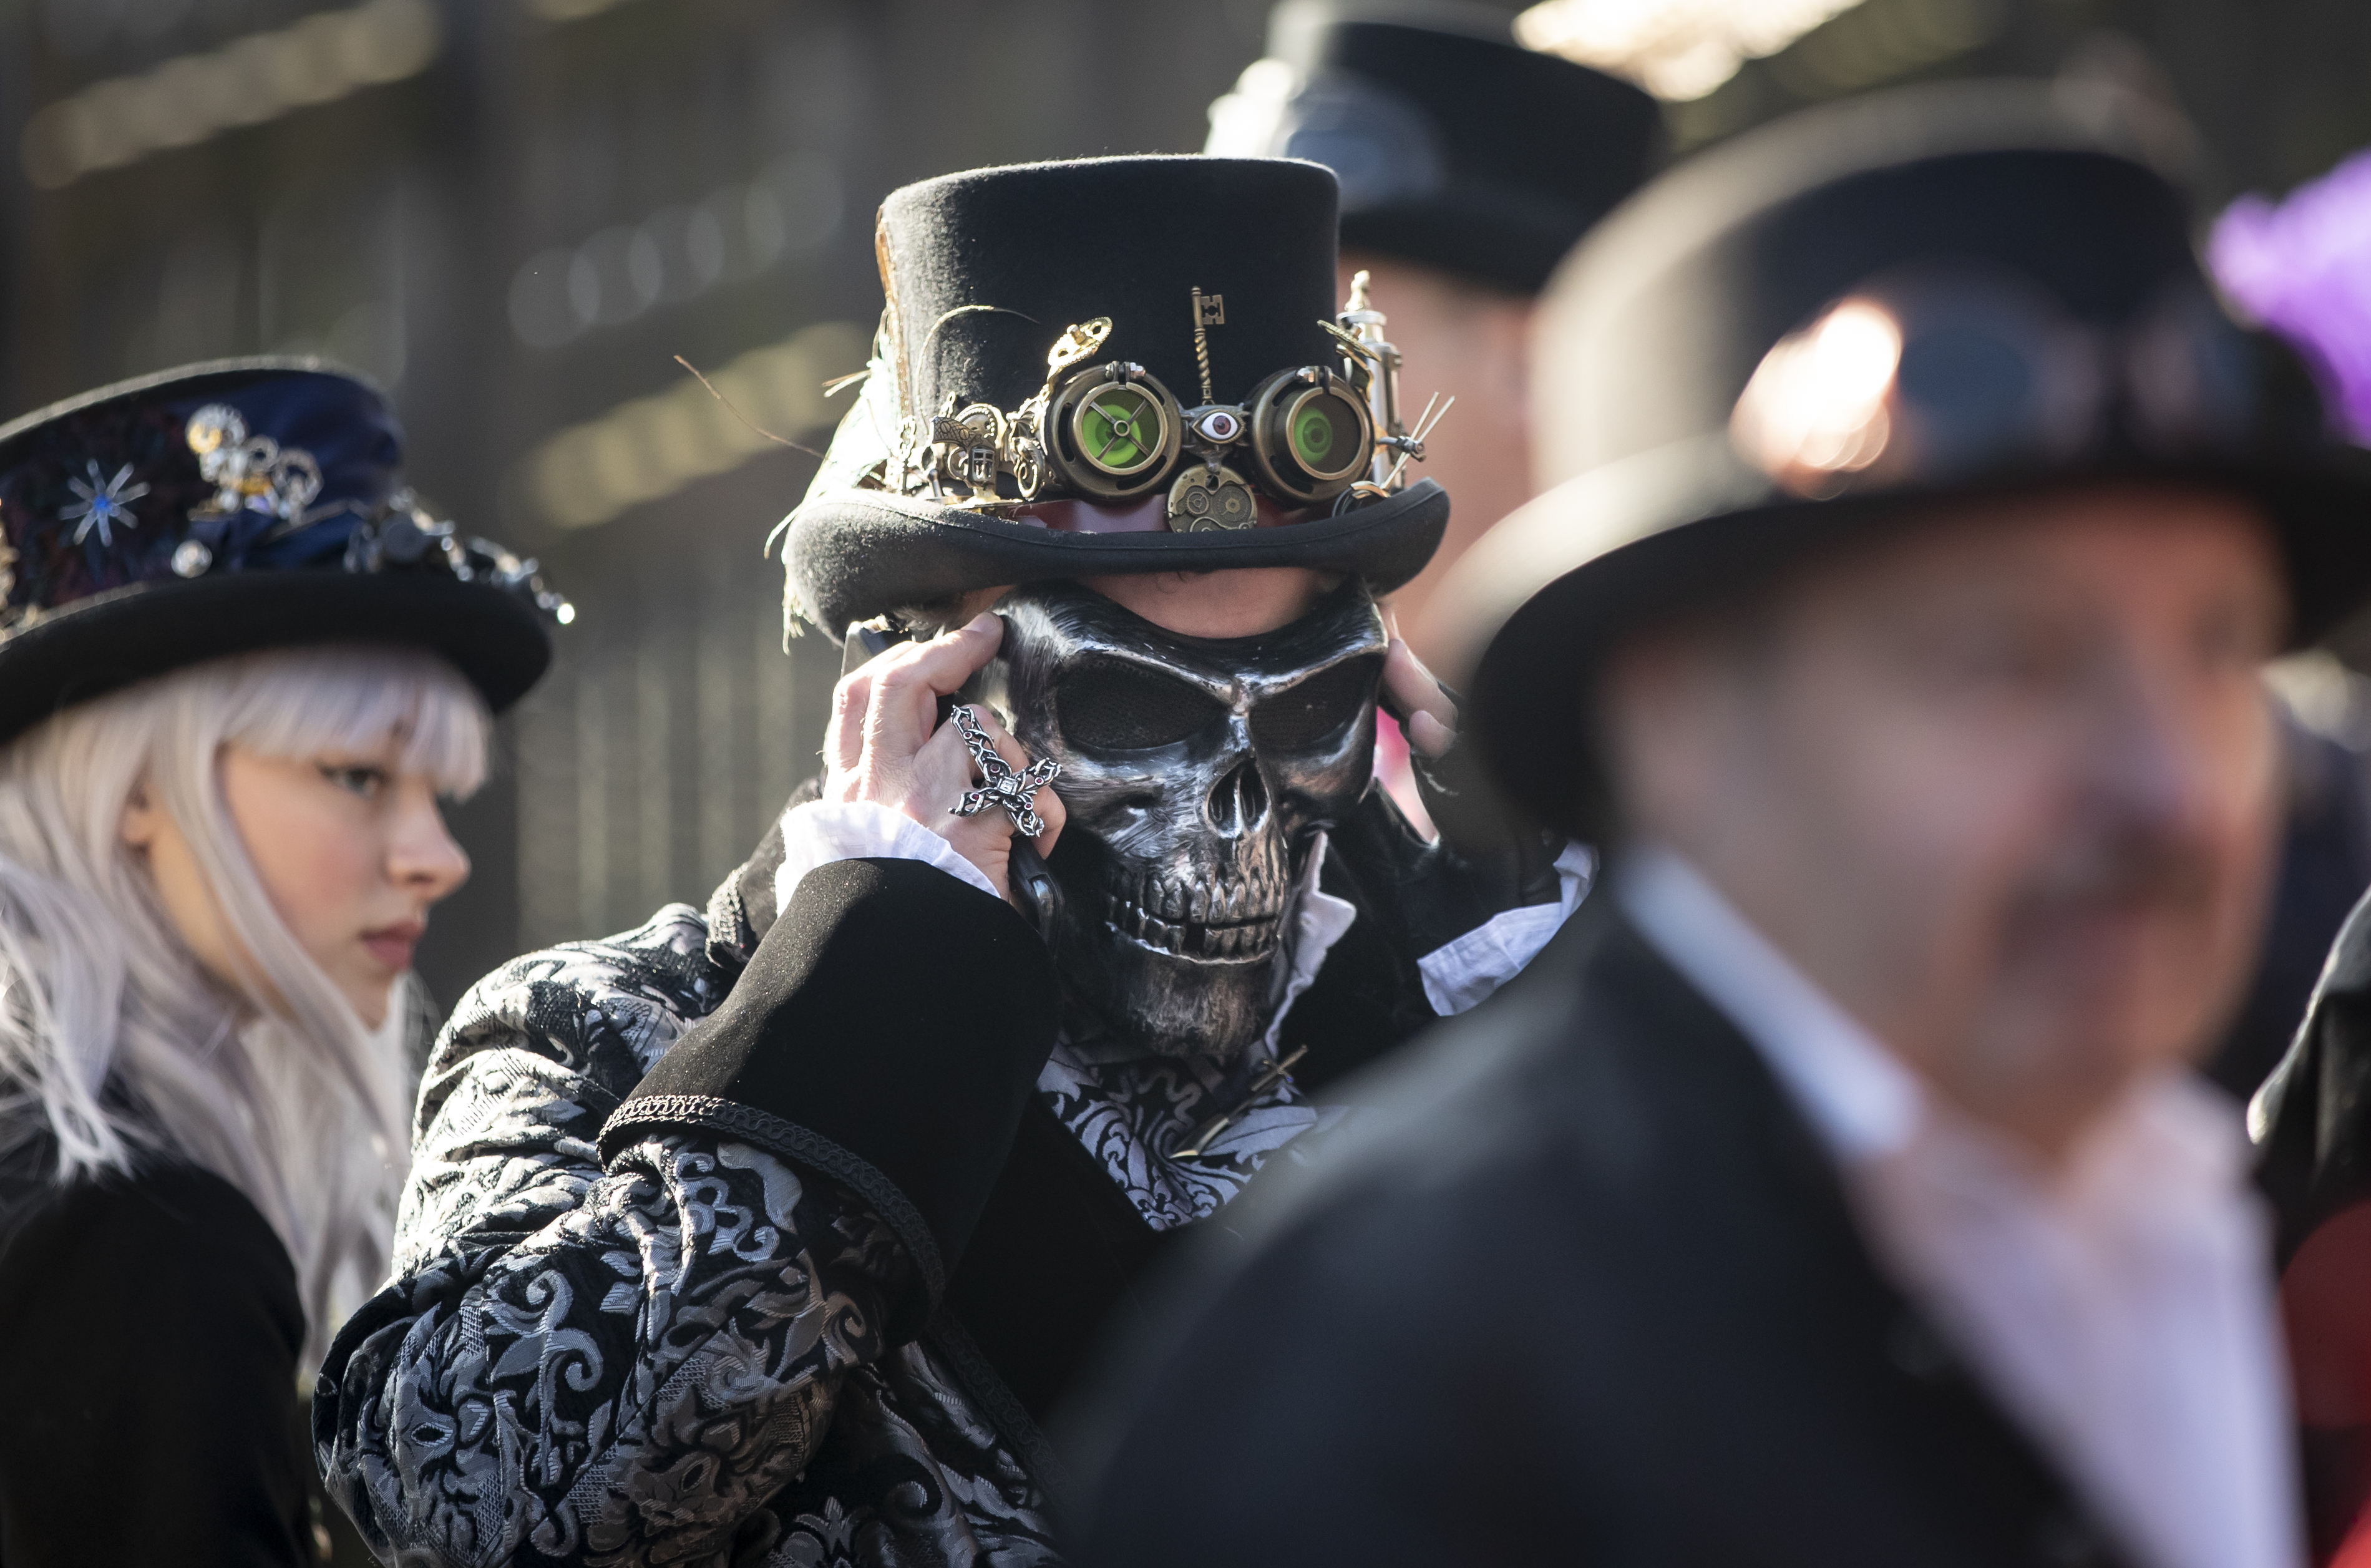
[0, 358, 567, 744]
[1204, 0, 1663, 295]
[1441, 82, 2371, 834]
[784, 155, 1450, 641]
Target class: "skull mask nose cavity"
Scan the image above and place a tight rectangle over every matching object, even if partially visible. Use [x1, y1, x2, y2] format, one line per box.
[1207, 759, 1269, 837]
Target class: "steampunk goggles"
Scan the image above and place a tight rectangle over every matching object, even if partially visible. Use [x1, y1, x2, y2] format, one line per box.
[905, 278, 1448, 532]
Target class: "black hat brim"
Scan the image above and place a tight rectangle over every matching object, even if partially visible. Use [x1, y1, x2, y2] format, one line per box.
[0, 570, 554, 745]
[1446, 440, 2371, 835]
[786, 479, 1449, 640]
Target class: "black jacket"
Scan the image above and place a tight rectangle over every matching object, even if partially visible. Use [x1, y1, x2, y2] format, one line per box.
[0, 1154, 318, 1566]
[1069, 895, 2134, 1568]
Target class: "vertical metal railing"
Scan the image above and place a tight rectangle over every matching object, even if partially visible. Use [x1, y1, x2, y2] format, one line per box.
[514, 517, 838, 950]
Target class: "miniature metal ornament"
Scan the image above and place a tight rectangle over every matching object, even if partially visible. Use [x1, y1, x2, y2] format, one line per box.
[1167, 462, 1258, 531]
[170, 538, 212, 578]
[342, 491, 577, 625]
[60, 460, 149, 548]
[932, 401, 1010, 502]
[1046, 316, 1114, 373]
[992, 578, 1387, 1059]
[1175, 1042, 1309, 1157]
[1192, 407, 1243, 443]
[1337, 271, 1401, 485]
[1190, 286, 1225, 404]
[948, 701, 1061, 837]
[185, 402, 322, 525]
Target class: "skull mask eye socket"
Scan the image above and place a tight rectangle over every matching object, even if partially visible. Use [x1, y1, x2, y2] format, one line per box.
[1247, 655, 1383, 753]
[1057, 657, 1229, 751]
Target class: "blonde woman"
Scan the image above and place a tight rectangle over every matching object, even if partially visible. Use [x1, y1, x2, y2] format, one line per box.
[0, 362, 565, 1564]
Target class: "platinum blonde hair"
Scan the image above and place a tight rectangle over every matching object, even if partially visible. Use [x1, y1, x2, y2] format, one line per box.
[0, 645, 488, 1366]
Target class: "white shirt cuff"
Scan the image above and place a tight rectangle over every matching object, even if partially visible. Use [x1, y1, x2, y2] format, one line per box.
[1415, 842, 1595, 1016]
[772, 798, 1004, 916]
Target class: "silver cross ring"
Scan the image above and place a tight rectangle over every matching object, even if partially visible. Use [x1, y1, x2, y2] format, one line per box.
[948, 704, 1060, 837]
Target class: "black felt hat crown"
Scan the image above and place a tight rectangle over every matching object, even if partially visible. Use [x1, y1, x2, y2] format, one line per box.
[1205, 0, 1663, 295]
[0, 358, 567, 743]
[783, 155, 1449, 641]
[885, 156, 1342, 429]
[1439, 82, 2371, 834]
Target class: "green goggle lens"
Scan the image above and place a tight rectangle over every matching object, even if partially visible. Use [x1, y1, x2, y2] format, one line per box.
[1285, 389, 1365, 479]
[1076, 386, 1164, 474]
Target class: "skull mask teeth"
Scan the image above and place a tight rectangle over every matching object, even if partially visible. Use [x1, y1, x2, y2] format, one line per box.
[990, 579, 1387, 1059]
[1106, 824, 1292, 962]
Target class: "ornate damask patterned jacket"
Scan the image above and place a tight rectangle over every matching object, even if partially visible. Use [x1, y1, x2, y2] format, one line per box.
[316, 802, 1585, 1567]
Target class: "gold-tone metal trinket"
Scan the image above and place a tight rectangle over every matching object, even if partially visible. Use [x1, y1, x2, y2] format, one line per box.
[931, 401, 1010, 504]
[1174, 1043, 1310, 1159]
[1189, 286, 1224, 404]
[186, 404, 323, 525]
[882, 285, 1444, 517]
[1166, 462, 1257, 531]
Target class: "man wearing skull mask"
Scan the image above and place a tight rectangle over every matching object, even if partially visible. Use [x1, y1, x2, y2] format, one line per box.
[313, 155, 1585, 1565]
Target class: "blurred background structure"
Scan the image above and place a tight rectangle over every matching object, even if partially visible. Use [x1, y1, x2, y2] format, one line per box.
[0, 0, 2365, 1008]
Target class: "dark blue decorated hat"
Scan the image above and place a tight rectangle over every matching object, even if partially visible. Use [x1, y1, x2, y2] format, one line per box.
[0, 358, 567, 742]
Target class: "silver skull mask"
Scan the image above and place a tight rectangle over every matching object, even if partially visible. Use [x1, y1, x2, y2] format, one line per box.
[990, 580, 1387, 1060]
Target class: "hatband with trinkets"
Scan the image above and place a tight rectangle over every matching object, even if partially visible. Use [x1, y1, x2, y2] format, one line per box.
[0, 357, 568, 743]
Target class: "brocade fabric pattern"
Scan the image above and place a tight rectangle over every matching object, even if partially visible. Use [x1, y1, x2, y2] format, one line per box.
[1037, 1037, 1341, 1231]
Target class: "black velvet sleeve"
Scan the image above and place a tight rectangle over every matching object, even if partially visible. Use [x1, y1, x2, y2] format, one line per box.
[0, 1163, 309, 1566]
[602, 855, 1060, 1338]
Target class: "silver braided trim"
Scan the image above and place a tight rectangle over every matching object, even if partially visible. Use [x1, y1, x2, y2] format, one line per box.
[600, 1093, 948, 1312]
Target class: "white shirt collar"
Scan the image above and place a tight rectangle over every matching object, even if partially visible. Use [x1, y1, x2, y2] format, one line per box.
[1263, 829, 1357, 1063]
[1615, 842, 1923, 1164]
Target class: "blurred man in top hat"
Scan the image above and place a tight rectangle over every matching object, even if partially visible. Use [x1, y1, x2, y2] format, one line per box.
[1073, 83, 2371, 1568]
[312, 154, 1585, 1565]
[1208, 0, 1660, 663]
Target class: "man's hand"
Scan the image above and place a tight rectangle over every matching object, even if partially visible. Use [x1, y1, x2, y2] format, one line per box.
[1381, 613, 1458, 757]
[825, 613, 1066, 903]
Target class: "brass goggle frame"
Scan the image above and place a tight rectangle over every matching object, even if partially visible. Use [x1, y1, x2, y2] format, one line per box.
[906, 278, 1448, 532]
